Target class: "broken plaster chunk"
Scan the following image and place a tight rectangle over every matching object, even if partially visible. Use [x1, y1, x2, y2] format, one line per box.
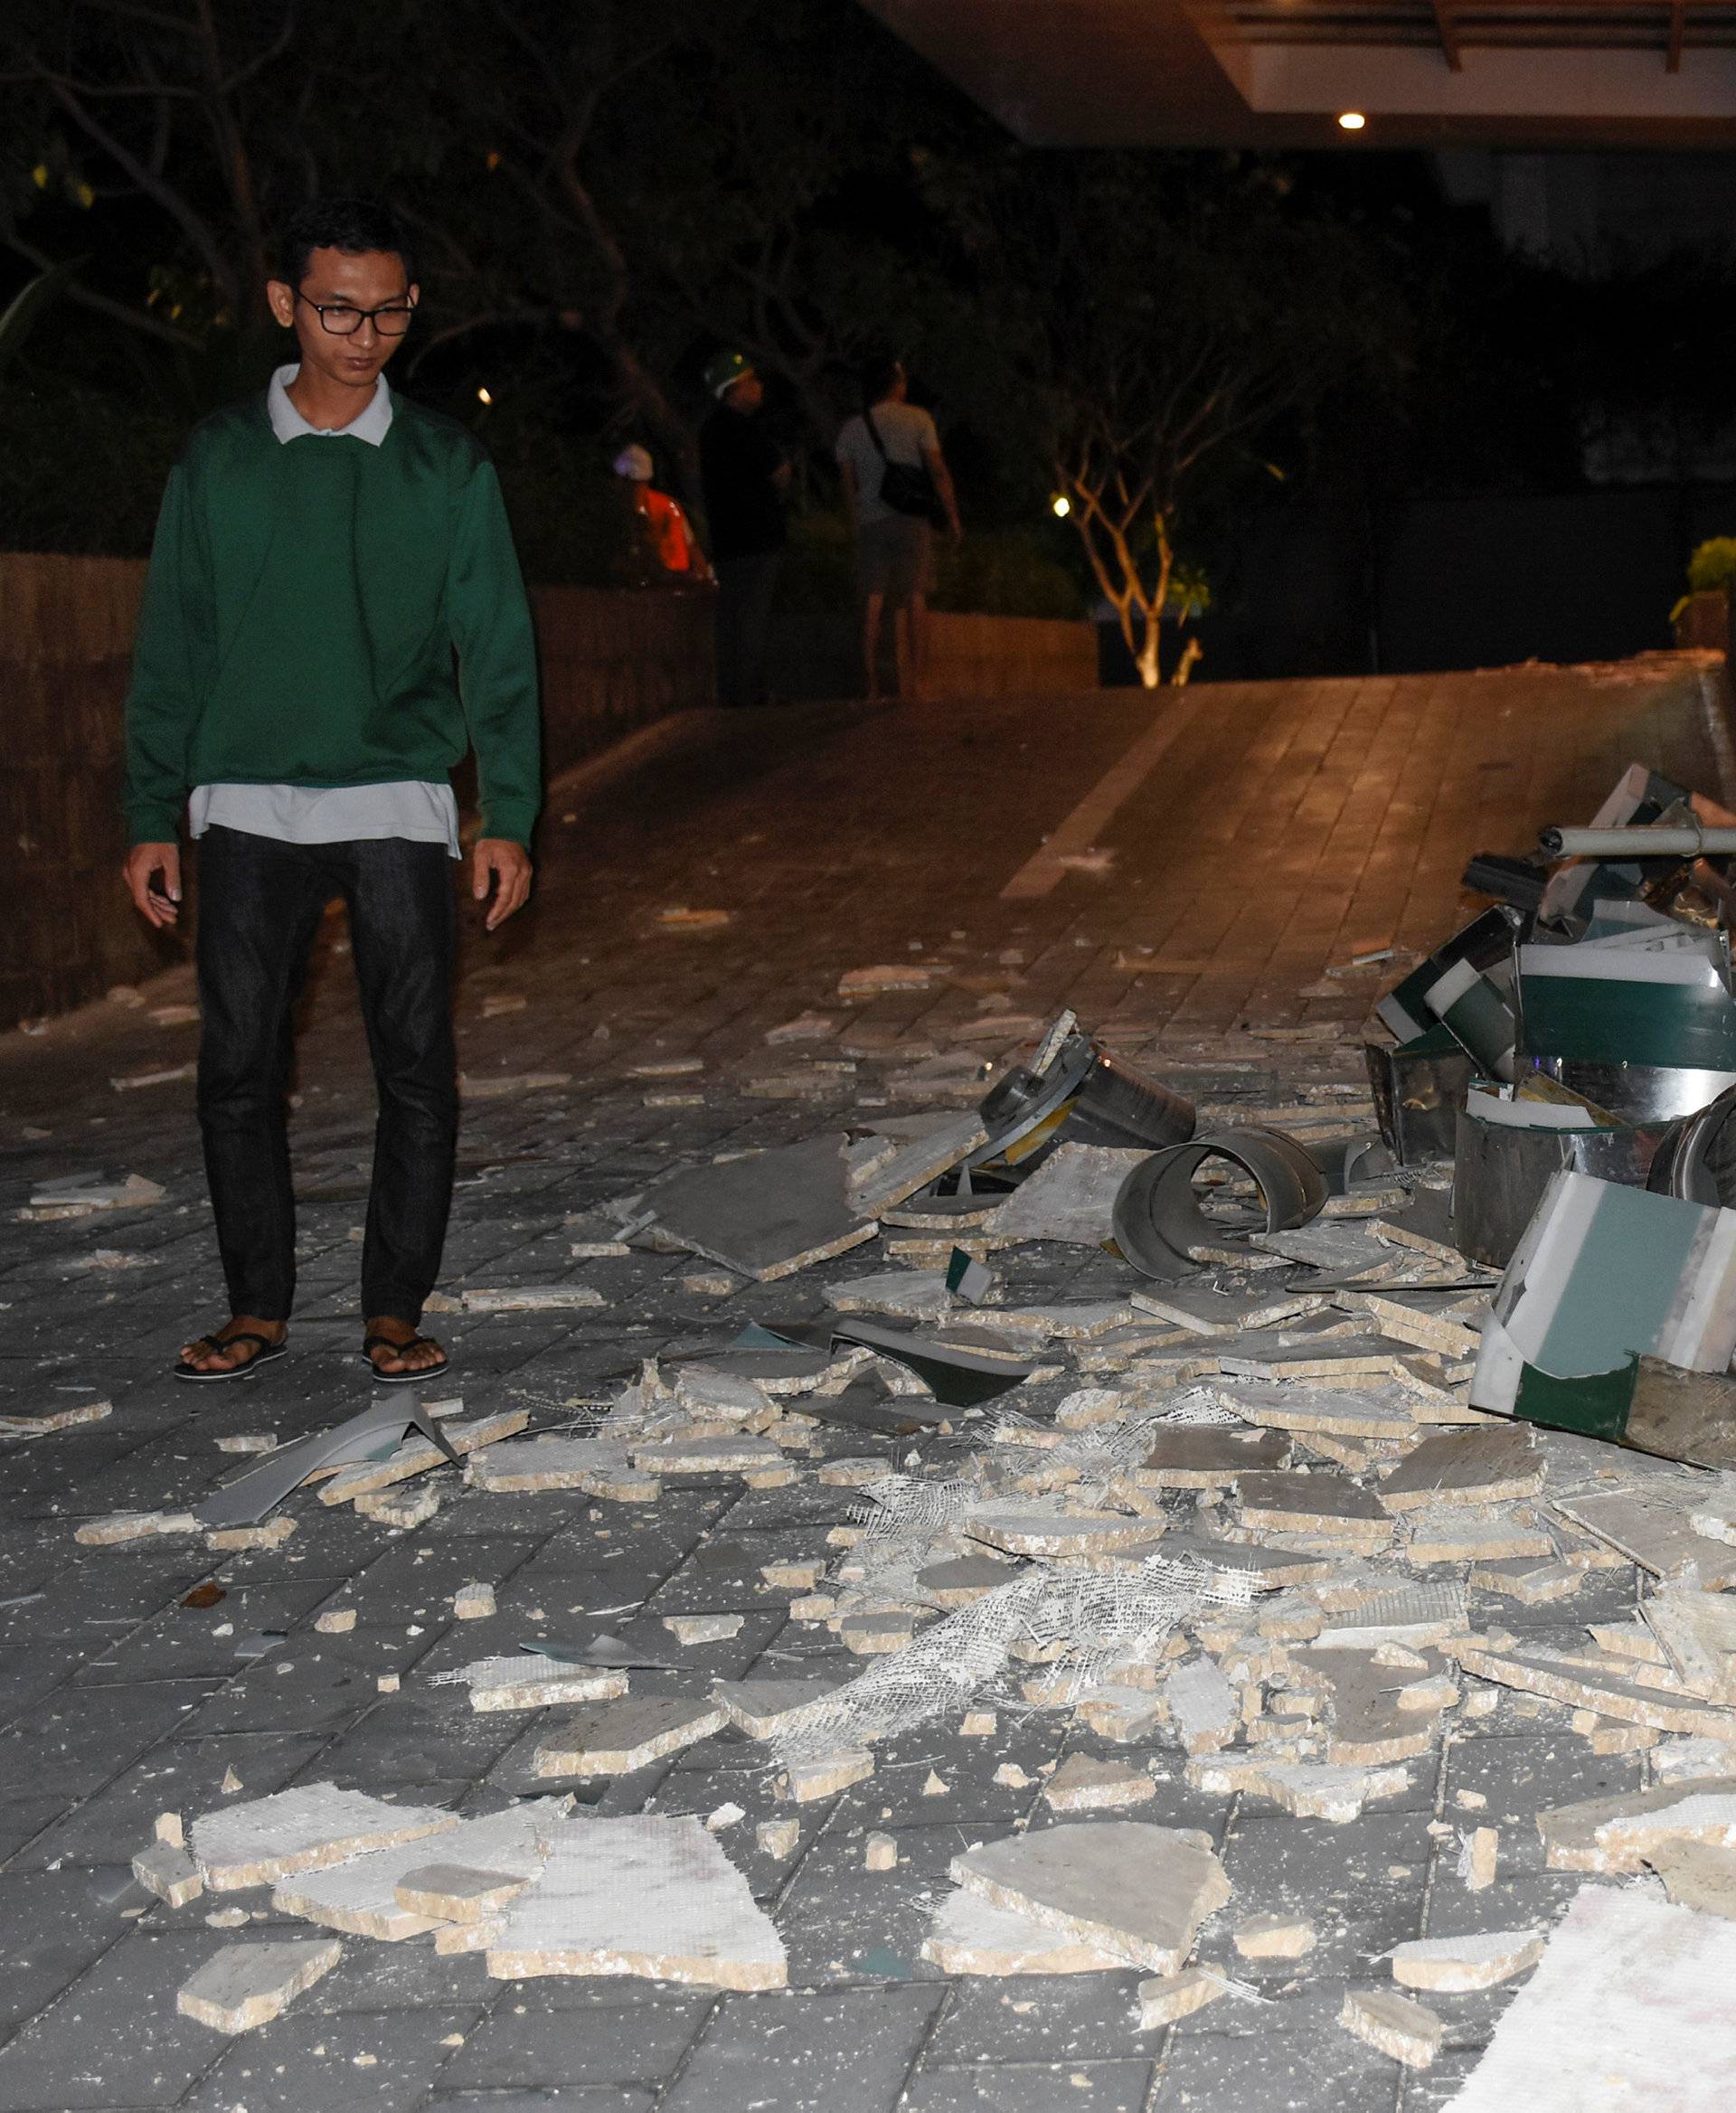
[1136, 1967, 1230, 2026]
[394, 1863, 530, 1923]
[1165, 1656, 1243, 1756]
[1391, 1927, 1545, 1992]
[75, 1509, 198, 1547]
[1340, 1986, 1442, 2069]
[204, 1515, 296, 1553]
[967, 1506, 1159, 1558]
[315, 1608, 357, 1635]
[533, 1696, 727, 1778]
[485, 1814, 787, 1991]
[191, 1784, 457, 1892]
[761, 1559, 825, 1589]
[1461, 1826, 1499, 1891]
[826, 1269, 954, 1323]
[1377, 1423, 1543, 1514]
[0, 1398, 115, 1437]
[950, 1821, 1231, 1976]
[780, 1750, 875, 1804]
[1043, 1756, 1156, 1814]
[627, 1434, 787, 1477]
[1235, 1911, 1316, 1959]
[757, 1818, 801, 1859]
[355, 1486, 441, 1530]
[176, 1937, 342, 2033]
[961, 1711, 998, 1738]
[712, 1678, 839, 1740]
[448, 1655, 628, 1712]
[156, 1812, 184, 1846]
[664, 1613, 746, 1646]
[1452, 1639, 1736, 1739]
[319, 1408, 529, 1507]
[132, 1839, 203, 1908]
[452, 1582, 496, 1621]
[272, 1803, 562, 1941]
[1590, 1789, 1736, 1866]
[923, 1890, 1125, 1976]
[1646, 1839, 1736, 1919]
[864, 1833, 899, 1871]
[1235, 1471, 1392, 1550]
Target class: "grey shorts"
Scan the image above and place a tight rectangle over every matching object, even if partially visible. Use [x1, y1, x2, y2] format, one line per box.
[858, 514, 935, 604]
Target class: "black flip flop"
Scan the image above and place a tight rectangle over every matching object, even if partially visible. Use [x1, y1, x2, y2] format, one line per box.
[173, 1329, 288, 1383]
[362, 1333, 450, 1386]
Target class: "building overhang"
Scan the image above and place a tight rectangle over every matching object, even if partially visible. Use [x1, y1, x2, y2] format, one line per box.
[860, 0, 1736, 148]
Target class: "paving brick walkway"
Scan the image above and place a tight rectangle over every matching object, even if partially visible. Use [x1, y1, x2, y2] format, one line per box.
[0, 653, 1726, 2113]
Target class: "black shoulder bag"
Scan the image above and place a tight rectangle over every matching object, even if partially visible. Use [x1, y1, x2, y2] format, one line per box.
[865, 410, 946, 528]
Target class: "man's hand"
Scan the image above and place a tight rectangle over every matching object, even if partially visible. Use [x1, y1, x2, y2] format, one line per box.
[473, 838, 533, 930]
[123, 842, 182, 929]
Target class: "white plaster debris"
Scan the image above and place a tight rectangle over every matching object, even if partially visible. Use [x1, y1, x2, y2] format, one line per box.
[272, 1804, 563, 1941]
[485, 1815, 787, 1990]
[1446, 1883, 1736, 2112]
[132, 1839, 203, 1907]
[756, 1819, 800, 1860]
[436, 1655, 629, 1712]
[1235, 1912, 1316, 1959]
[950, 1822, 1231, 1975]
[176, 1938, 342, 2033]
[452, 1582, 496, 1620]
[1043, 1755, 1156, 1813]
[863, 1833, 898, 1871]
[664, 1613, 745, 1645]
[1340, 1986, 1442, 2068]
[923, 1891, 1125, 1976]
[0, 1400, 112, 1438]
[1390, 1927, 1544, 1991]
[1136, 1968, 1231, 2026]
[533, 1697, 727, 1778]
[74, 1509, 198, 1546]
[191, 1785, 456, 1891]
[206, 1516, 296, 1552]
[461, 1286, 605, 1312]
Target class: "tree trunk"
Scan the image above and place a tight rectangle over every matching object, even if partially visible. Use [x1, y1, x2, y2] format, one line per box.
[1135, 622, 1163, 688]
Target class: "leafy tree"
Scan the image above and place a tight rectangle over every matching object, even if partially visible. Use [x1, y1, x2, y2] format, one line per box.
[931, 152, 1407, 684]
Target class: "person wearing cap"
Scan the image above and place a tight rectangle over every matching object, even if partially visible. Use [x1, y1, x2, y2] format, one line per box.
[613, 443, 711, 581]
[699, 351, 789, 707]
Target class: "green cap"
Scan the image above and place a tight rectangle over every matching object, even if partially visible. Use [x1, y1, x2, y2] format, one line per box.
[704, 349, 755, 398]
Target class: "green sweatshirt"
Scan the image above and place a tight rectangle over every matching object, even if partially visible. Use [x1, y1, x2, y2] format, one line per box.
[123, 391, 541, 845]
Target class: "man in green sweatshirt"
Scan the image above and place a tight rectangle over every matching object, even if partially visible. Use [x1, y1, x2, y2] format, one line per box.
[122, 196, 541, 1385]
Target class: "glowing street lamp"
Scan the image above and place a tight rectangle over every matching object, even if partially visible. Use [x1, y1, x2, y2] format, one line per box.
[1052, 494, 1071, 518]
[1337, 111, 1366, 132]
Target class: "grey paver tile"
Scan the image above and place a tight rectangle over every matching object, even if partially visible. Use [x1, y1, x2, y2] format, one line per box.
[175, 2002, 482, 2113]
[433, 1986, 713, 2089]
[658, 1986, 945, 2113]
[0, 1928, 221, 2110]
[898, 2061, 1153, 2113]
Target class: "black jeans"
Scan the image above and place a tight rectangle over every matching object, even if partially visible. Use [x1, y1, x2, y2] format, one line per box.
[194, 825, 458, 1325]
[714, 550, 783, 706]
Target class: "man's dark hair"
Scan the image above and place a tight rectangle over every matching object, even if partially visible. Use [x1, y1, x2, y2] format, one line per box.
[861, 354, 904, 410]
[276, 197, 415, 288]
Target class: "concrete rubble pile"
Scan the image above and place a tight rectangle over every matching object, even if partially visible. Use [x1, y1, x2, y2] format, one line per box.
[99, 762, 1736, 2097]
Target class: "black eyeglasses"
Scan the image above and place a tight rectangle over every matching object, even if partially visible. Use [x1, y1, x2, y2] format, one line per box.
[295, 289, 416, 337]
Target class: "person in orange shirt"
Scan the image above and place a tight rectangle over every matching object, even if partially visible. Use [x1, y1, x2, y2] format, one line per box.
[613, 444, 712, 580]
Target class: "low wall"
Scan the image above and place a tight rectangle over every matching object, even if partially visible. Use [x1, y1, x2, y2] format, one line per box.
[0, 553, 716, 1027]
[769, 609, 1097, 703]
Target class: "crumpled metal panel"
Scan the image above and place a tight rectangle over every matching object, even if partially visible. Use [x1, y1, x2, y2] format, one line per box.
[1110, 1127, 1329, 1280]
